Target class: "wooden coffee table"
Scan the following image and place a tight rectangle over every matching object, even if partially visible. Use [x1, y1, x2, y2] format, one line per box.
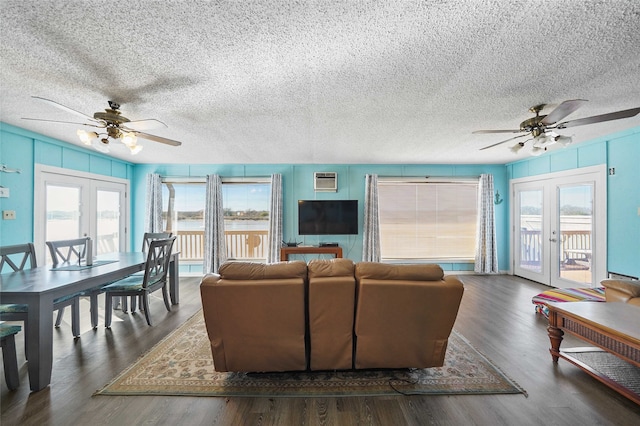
[547, 301, 640, 404]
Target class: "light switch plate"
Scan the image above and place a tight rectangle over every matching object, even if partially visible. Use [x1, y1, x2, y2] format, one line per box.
[0, 187, 9, 197]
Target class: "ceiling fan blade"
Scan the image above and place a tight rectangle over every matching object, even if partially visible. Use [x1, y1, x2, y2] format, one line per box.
[555, 107, 640, 129]
[472, 129, 522, 134]
[540, 99, 588, 125]
[125, 119, 168, 131]
[32, 96, 100, 123]
[133, 131, 182, 146]
[22, 117, 106, 128]
[479, 134, 529, 150]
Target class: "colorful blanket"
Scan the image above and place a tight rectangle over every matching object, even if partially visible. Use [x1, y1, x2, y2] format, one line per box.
[532, 287, 605, 318]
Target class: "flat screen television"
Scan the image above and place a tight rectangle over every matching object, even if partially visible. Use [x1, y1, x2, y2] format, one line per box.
[298, 200, 358, 235]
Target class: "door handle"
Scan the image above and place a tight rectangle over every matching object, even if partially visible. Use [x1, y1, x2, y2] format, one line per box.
[549, 238, 557, 242]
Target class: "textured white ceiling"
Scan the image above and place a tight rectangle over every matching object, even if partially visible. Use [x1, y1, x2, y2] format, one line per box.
[1, 0, 639, 165]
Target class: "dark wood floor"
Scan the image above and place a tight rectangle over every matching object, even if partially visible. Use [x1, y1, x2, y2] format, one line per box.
[2, 275, 639, 425]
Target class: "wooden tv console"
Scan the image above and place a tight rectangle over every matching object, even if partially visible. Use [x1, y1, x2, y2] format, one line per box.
[280, 245, 342, 261]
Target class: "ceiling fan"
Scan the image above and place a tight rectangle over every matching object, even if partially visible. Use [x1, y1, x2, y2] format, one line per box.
[474, 100, 640, 154]
[22, 96, 182, 155]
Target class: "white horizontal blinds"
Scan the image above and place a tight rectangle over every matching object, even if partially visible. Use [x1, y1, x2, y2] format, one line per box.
[378, 180, 478, 260]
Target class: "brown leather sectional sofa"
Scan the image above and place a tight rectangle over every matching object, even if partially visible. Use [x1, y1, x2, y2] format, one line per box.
[601, 279, 640, 307]
[200, 258, 464, 372]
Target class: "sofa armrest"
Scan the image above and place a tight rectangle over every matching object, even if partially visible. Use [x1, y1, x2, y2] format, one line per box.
[601, 279, 640, 303]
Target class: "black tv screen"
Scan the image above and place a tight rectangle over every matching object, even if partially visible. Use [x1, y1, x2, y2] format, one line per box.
[298, 200, 358, 235]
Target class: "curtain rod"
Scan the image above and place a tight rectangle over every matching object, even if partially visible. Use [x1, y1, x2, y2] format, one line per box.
[377, 176, 480, 183]
[161, 176, 271, 183]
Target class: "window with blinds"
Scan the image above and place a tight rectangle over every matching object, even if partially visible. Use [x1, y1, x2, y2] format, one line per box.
[378, 180, 478, 261]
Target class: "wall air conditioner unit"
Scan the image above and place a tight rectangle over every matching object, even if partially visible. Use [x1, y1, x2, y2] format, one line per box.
[314, 172, 337, 192]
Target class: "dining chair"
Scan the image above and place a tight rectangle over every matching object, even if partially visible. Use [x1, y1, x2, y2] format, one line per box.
[120, 232, 173, 313]
[0, 244, 37, 354]
[104, 237, 176, 327]
[46, 237, 101, 331]
[1, 323, 22, 390]
[0, 243, 81, 356]
[142, 232, 173, 252]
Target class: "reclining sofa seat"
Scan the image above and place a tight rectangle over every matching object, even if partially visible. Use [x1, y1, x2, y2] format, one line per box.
[353, 262, 464, 369]
[200, 261, 308, 372]
[307, 258, 356, 370]
[601, 279, 640, 307]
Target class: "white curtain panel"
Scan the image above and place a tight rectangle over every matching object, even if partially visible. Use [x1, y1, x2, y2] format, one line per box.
[204, 174, 227, 274]
[267, 174, 283, 263]
[362, 174, 381, 262]
[145, 173, 163, 232]
[474, 174, 498, 273]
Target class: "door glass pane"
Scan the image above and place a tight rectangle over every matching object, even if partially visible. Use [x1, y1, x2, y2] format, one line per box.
[46, 184, 81, 264]
[162, 183, 206, 266]
[96, 189, 121, 254]
[519, 189, 543, 273]
[558, 184, 593, 284]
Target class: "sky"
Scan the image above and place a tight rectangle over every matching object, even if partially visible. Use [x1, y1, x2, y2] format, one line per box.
[520, 184, 593, 212]
[162, 183, 270, 212]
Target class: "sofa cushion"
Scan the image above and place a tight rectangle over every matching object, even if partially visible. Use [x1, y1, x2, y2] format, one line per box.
[218, 260, 307, 280]
[308, 258, 356, 371]
[355, 262, 444, 281]
[308, 258, 355, 278]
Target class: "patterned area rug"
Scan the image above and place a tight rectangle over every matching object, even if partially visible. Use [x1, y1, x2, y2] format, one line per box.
[95, 312, 526, 397]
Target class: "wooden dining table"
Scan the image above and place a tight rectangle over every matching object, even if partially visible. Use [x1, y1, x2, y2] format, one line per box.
[0, 251, 180, 391]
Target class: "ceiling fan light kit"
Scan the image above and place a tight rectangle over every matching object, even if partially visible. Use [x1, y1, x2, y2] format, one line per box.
[475, 100, 640, 156]
[23, 97, 182, 157]
[77, 129, 97, 144]
[77, 128, 143, 155]
[510, 142, 525, 154]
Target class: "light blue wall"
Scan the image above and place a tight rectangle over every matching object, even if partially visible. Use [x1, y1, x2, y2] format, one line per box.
[0, 128, 34, 245]
[507, 127, 640, 279]
[133, 163, 509, 271]
[3, 121, 638, 277]
[0, 122, 135, 247]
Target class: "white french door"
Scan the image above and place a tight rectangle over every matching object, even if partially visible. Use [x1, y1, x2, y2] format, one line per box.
[34, 165, 129, 264]
[511, 165, 606, 288]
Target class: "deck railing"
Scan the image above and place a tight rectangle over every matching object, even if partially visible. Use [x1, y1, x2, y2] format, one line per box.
[520, 229, 591, 264]
[560, 230, 592, 263]
[96, 232, 120, 255]
[173, 229, 268, 262]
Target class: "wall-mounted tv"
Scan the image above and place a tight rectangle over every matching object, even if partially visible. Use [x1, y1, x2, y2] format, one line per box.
[298, 200, 358, 235]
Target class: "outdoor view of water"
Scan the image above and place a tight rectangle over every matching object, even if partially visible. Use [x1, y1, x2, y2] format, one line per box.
[47, 219, 268, 244]
[172, 219, 268, 231]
